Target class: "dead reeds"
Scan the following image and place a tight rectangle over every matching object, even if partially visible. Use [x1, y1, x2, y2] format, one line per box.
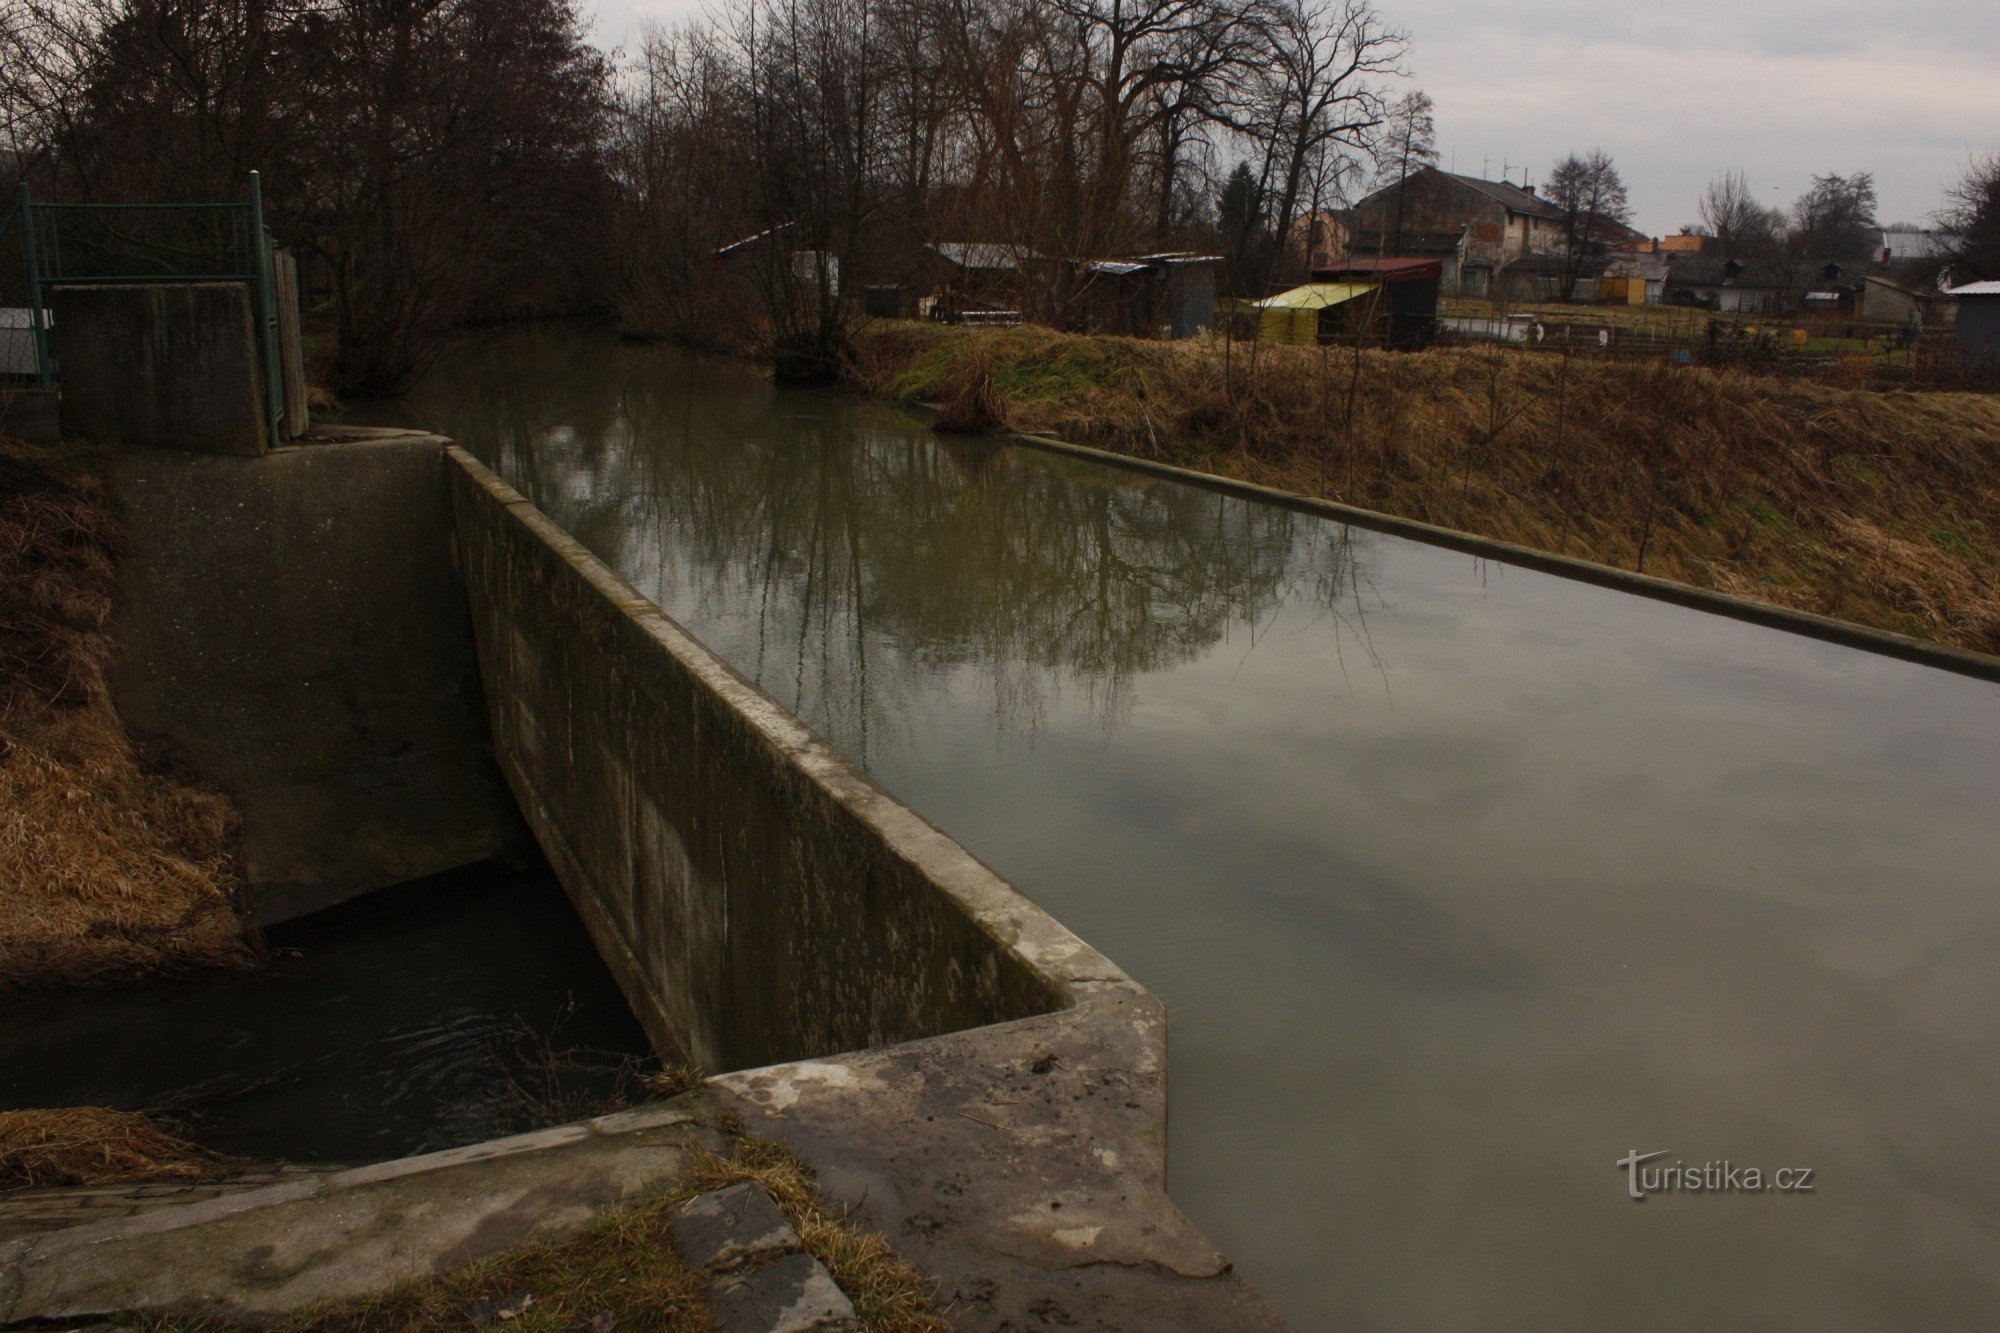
[0, 441, 254, 990]
[852, 324, 2000, 654]
[0, 1107, 220, 1190]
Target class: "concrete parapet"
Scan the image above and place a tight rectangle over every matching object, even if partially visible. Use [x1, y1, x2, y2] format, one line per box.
[50, 282, 268, 454]
[447, 448, 1120, 1073]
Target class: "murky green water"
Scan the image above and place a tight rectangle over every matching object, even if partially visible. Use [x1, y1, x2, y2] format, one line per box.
[360, 325, 2000, 1331]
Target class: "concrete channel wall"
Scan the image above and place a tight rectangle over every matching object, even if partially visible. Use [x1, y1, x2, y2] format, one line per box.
[107, 432, 526, 922]
[447, 449, 1090, 1072]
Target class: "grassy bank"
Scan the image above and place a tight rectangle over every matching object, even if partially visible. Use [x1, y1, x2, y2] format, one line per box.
[0, 440, 254, 989]
[850, 323, 2000, 655]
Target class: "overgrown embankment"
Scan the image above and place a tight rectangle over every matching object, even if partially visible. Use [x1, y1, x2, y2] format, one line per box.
[849, 323, 2000, 655]
[0, 441, 254, 989]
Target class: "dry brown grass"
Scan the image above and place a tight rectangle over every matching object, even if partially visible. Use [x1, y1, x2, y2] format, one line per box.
[689, 1136, 948, 1332]
[0, 1107, 219, 1190]
[852, 323, 2000, 654]
[0, 440, 254, 990]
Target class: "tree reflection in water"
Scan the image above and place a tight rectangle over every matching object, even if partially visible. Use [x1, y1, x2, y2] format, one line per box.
[398, 326, 1385, 763]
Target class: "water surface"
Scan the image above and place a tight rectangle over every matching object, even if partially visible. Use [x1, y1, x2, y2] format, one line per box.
[0, 867, 651, 1163]
[361, 326, 2000, 1331]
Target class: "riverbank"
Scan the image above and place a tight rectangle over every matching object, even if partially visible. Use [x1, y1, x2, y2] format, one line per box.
[848, 322, 2000, 656]
[0, 439, 254, 989]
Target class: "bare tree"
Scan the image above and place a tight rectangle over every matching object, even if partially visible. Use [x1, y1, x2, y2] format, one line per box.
[1698, 171, 1770, 254]
[1371, 88, 1435, 254]
[1789, 171, 1878, 264]
[1235, 0, 1402, 288]
[1546, 148, 1630, 301]
[1937, 151, 2000, 282]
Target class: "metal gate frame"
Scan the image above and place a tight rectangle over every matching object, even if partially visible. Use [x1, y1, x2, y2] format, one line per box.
[3, 173, 292, 447]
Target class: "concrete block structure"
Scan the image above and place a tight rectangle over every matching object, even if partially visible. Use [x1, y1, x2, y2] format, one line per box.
[51, 282, 268, 454]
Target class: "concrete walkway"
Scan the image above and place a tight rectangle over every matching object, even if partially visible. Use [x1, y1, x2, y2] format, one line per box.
[0, 1103, 722, 1323]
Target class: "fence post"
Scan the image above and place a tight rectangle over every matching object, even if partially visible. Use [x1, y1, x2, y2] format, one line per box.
[16, 184, 53, 389]
[248, 171, 285, 446]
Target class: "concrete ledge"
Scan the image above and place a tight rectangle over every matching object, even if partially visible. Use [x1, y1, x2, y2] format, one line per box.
[982, 423, 2000, 684]
[714, 998, 1287, 1330]
[0, 1104, 723, 1322]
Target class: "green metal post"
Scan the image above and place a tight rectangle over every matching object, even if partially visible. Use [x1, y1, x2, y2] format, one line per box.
[16, 184, 53, 389]
[248, 171, 284, 445]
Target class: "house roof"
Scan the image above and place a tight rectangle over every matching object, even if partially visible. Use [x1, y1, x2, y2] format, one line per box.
[1601, 252, 1670, 281]
[1664, 253, 1785, 287]
[1438, 169, 1565, 220]
[1502, 252, 1613, 279]
[1880, 229, 1954, 260]
[1863, 273, 1943, 298]
[927, 241, 1033, 270]
[1948, 280, 2000, 297]
[714, 221, 796, 257]
[1315, 257, 1445, 283]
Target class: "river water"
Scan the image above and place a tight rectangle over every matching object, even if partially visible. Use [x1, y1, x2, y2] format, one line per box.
[360, 325, 1999, 1330]
[0, 868, 651, 1164]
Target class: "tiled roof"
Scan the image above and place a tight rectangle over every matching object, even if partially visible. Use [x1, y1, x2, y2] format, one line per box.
[1439, 170, 1565, 220]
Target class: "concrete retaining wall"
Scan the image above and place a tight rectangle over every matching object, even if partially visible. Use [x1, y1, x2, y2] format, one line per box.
[51, 283, 267, 455]
[109, 431, 526, 922]
[447, 449, 1093, 1072]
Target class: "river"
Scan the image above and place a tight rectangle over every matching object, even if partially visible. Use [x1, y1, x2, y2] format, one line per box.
[358, 324, 2000, 1331]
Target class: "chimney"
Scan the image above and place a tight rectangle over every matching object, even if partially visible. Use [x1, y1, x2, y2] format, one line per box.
[1523, 184, 1537, 196]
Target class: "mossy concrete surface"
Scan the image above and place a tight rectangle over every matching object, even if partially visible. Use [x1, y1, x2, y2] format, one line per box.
[0, 1103, 725, 1322]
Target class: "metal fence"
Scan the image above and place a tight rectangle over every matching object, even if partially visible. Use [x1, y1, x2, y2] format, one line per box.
[1, 173, 291, 445]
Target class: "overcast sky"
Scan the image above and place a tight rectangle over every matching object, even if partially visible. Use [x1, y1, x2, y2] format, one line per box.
[585, 0, 1996, 236]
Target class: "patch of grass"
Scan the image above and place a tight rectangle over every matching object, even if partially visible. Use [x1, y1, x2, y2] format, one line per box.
[0, 1107, 220, 1190]
[689, 1138, 947, 1333]
[846, 323, 2000, 654]
[0, 440, 255, 989]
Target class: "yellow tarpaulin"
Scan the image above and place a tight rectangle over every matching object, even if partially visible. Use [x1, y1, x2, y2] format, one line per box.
[1253, 283, 1378, 345]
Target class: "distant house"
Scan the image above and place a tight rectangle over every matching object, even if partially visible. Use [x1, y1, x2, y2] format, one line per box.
[1946, 280, 2000, 362]
[1324, 226, 1471, 296]
[1659, 233, 1711, 255]
[1600, 251, 1670, 305]
[1353, 167, 1565, 294]
[1800, 262, 1863, 319]
[1287, 209, 1355, 275]
[1663, 254, 1786, 313]
[1860, 274, 1954, 326]
[1496, 252, 1624, 304]
[1877, 229, 1955, 267]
